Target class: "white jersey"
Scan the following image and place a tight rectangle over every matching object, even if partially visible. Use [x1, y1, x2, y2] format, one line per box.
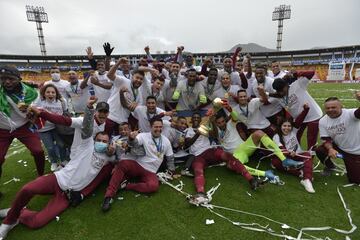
[107, 76, 144, 124]
[200, 77, 222, 102]
[0, 96, 29, 131]
[141, 76, 166, 109]
[33, 99, 65, 132]
[217, 69, 242, 86]
[268, 70, 287, 79]
[131, 106, 165, 133]
[251, 77, 283, 117]
[44, 79, 70, 99]
[55, 115, 113, 191]
[185, 127, 211, 156]
[165, 127, 189, 158]
[273, 129, 303, 153]
[87, 71, 111, 103]
[275, 77, 322, 122]
[213, 85, 240, 108]
[319, 109, 360, 155]
[233, 98, 270, 130]
[174, 79, 205, 111]
[134, 133, 173, 173]
[217, 121, 243, 153]
[65, 80, 89, 114]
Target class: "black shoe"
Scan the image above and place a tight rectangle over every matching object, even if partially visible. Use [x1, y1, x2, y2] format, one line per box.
[102, 197, 112, 212]
[70, 191, 83, 207]
[250, 178, 260, 190]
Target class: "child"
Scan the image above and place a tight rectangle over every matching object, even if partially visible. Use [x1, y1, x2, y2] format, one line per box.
[272, 104, 315, 193]
[34, 84, 67, 171]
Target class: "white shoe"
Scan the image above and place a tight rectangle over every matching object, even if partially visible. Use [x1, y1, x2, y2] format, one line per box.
[0, 209, 10, 219]
[301, 179, 315, 193]
[180, 169, 194, 177]
[50, 163, 58, 172]
[0, 221, 19, 239]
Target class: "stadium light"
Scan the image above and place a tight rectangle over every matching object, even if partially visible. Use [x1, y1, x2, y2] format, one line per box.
[26, 5, 49, 56]
[272, 5, 291, 51]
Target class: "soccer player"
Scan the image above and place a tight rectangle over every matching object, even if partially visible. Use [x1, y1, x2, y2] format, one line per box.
[172, 69, 207, 113]
[0, 66, 45, 194]
[163, 62, 184, 111]
[0, 98, 116, 238]
[101, 117, 175, 212]
[315, 95, 360, 184]
[64, 70, 90, 116]
[106, 59, 145, 135]
[199, 68, 222, 110]
[213, 72, 240, 109]
[271, 71, 322, 149]
[86, 64, 113, 103]
[268, 61, 287, 79]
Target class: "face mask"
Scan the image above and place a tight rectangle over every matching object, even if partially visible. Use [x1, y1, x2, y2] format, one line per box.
[51, 73, 61, 81]
[94, 141, 108, 153]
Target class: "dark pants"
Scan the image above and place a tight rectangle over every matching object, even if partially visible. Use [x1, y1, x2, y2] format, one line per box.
[316, 143, 360, 184]
[296, 120, 319, 150]
[271, 152, 313, 180]
[0, 124, 45, 178]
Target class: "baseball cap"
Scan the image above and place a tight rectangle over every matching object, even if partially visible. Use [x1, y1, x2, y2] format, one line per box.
[95, 102, 109, 112]
[0, 65, 21, 79]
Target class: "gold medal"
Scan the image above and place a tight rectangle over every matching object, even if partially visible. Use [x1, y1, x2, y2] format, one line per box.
[224, 92, 229, 99]
[156, 152, 162, 158]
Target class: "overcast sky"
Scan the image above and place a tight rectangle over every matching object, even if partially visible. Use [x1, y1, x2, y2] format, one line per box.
[0, 0, 359, 55]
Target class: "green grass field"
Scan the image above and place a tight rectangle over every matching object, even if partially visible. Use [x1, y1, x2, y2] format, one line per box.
[1, 83, 359, 240]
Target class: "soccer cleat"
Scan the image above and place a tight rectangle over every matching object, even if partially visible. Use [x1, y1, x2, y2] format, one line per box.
[50, 163, 58, 172]
[321, 166, 336, 177]
[0, 221, 19, 239]
[301, 179, 315, 193]
[101, 197, 113, 212]
[69, 191, 84, 207]
[180, 168, 194, 177]
[282, 158, 304, 169]
[0, 208, 10, 219]
[249, 178, 260, 190]
[188, 193, 210, 206]
[265, 170, 276, 181]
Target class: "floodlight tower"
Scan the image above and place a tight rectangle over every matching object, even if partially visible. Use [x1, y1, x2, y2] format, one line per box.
[272, 5, 291, 51]
[26, 5, 49, 56]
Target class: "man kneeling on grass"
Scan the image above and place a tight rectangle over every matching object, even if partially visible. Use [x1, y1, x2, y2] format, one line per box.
[101, 117, 175, 212]
[0, 97, 117, 239]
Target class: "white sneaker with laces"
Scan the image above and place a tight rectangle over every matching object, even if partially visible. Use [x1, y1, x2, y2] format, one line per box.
[50, 163, 58, 172]
[301, 179, 315, 193]
[0, 221, 19, 239]
[0, 209, 10, 219]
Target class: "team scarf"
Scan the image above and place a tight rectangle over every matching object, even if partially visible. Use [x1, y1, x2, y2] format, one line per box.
[0, 83, 38, 117]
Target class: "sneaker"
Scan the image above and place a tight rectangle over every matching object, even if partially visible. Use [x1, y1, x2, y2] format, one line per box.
[120, 180, 128, 190]
[102, 197, 113, 212]
[0, 208, 10, 219]
[180, 169, 194, 177]
[69, 191, 84, 207]
[301, 179, 315, 193]
[249, 178, 267, 190]
[282, 158, 304, 169]
[321, 167, 336, 177]
[50, 163, 58, 172]
[188, 193, 209, 206]
[0, 221, 19, 239]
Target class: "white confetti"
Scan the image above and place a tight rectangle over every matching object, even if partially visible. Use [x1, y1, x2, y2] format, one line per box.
[191, 235, 196, 239]
[325, 182, 328, 185]
[205, 219, 215, 225]
[246, 191, 252, 197]
[135, 194, 141, 198]
[55, 216, 60, 222]
[215, 178, 219, 181]
[281, 224, 290, 229]
[17, 160, 23, 163]
[117, 197, 124, 200]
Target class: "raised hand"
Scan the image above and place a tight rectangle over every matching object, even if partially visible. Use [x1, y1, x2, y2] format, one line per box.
[103, 42, 114, 56]
[86, 47, 94, 59]
[87, 96, 98, 108]
[129, 130, 139, 140]
[144, 46, 150, 53]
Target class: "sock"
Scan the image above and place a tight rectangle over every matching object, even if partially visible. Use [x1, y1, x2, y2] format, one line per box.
[245, 165, 266, 177]
[260, 135, 286, 161]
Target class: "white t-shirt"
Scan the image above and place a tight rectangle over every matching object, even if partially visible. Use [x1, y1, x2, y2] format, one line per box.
[217, 121, 243, 153]
[233, 98, 270, 130]
[55, 117, 113, 191]
[65, 80, 89, 114]
[33, 99, 65, 132]
[319, 109, 360, 155]
[165, 127, 189, 158]
[213, 85, 240, 108]
[251, 77, 283, 117]
[273, 77, 322, 122]
[268, 70, 287, 79]
[273, 129, 303, 153]
[131, 106, 165, 132]
[141, 76, 166, 109]
[174, 79, 205, 111]
[87, 71, 111, 103]
[243, 72, 256, 97]
[185, 127, 211, 156]
[134, 132, 173, 173]
[107, 76, 144, 124]
[200, 77, 222, 103]
[44, 79, 70, 100]
[0, 96, 28, 131]
[217, 69, 242, 86]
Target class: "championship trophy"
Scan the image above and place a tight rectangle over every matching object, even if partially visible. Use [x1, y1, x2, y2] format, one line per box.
[197, 98, 224, 137]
